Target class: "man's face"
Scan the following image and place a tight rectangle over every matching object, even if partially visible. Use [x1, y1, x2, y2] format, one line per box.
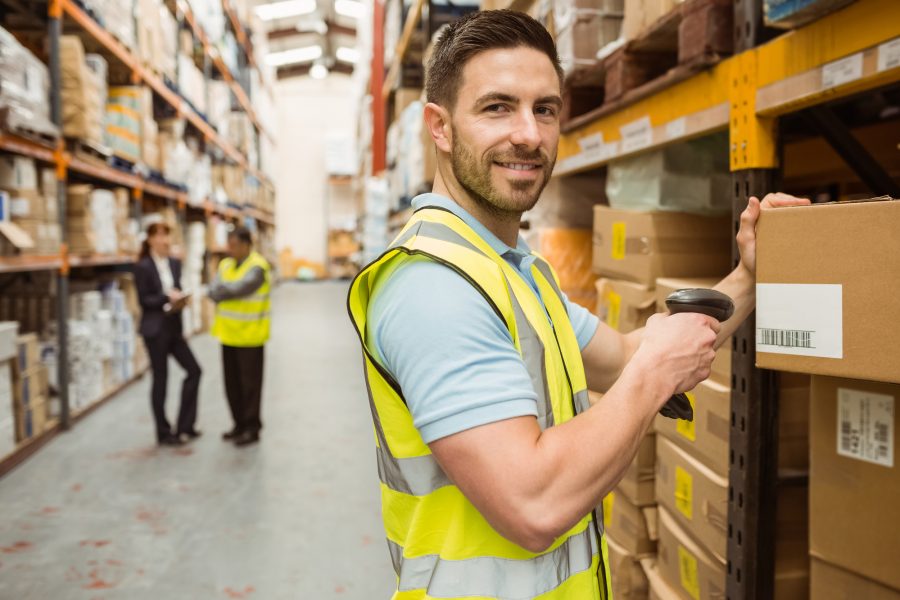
[448, 46, 561, 217]
[227, 236, 250, 261]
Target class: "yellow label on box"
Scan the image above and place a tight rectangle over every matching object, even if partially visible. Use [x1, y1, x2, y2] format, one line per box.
[602, 492, 614, 529]
[611, 222, 626, 260]
[678, 545, 701, 600]
[676, 392, 697, 441]
[675, 466, 693, 520]
[605, 291, 621, 331]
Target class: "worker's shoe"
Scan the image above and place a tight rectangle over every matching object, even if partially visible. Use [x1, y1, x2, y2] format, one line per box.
[158, 433, 185, 447]
[233, 431, 260, 447]
[222, 428, 242, 441]
[178, 430, 202, 443]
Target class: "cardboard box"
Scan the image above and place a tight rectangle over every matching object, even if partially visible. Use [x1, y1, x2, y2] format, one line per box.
[810, 376, 900, 591]
[596, 278, 655, 333]
[15, 333, 40, 373]
[593, 206, 731, 286]
[655, 435, 728, 558]
[811, 558, 900, 600]
[654, 378, 731, 476]
[14, 365, 48, 408]
[619, 432, 657, 506]
[604, 487, 657, 556]
[756, 198, 900, 384]
[14, 397, 46, 442]
[656, 506, 726, 599]
[557, 13, 623, 75]
[655, 374, 810, 476]
[7, 189, 55, 221]
[0, 155, 37, 190]
[607, 535, 651, 600]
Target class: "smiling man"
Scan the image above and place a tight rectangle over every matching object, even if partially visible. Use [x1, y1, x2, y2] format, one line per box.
[348, 10, 806, 600]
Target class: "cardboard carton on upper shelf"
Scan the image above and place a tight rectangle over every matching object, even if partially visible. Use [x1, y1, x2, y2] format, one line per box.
[595, 277, 655, 333]
[622, 0, 684, 41]
[557, 12, 623, 76]
[811, 558, 900, 600]
[755, 197, 900, 384]
[604, 487, 657, 556]
[0, 156, 37, 191]
[60, 36, 106, 146]
[810, 376, 900, 592]
[593, 206, 731, 287]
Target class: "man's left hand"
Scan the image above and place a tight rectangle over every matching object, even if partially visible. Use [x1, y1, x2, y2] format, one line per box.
[737, 193, 811, 276]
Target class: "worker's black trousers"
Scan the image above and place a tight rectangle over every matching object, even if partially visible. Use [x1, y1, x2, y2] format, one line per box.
[222, 344, 265, 435]
[144, 327, 202, 440]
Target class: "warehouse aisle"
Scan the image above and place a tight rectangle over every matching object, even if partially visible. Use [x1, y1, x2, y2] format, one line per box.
[0, 282, 394, 599]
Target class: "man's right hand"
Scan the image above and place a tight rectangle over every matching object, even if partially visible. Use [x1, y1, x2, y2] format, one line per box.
[635, 312, 719, 404]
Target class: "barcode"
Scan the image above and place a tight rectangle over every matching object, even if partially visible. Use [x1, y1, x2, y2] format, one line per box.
[876, 422, 889, 444]
[841, 420, 852, 453]
[758, 328, 814, 348]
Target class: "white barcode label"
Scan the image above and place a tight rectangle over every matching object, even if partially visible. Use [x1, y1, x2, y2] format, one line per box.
[756, 283, 842, 358]
[620, 116, 652, 153]
[578, 133, 606, 163]
[822, 53, 863, 89]
[878, 38, 900, 72]
[837, 388, 894, 468]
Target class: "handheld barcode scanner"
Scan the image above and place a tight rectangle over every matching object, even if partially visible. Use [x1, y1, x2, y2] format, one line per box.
[658, 289, 735, 421]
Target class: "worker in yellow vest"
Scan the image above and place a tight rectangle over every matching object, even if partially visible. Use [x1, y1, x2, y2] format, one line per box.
[209, 226, 271, 447]
[348, 11, 809, 599]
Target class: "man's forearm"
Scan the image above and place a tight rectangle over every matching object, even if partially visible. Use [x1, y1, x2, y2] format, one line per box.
[712, 265, 754, 347]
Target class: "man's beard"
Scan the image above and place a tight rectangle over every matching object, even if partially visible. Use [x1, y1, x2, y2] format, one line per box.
[450, 128, 554, 219]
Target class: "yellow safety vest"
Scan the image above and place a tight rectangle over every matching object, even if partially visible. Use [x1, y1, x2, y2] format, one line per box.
[348, 207, 613, 600]
[212, 251, 271, 347]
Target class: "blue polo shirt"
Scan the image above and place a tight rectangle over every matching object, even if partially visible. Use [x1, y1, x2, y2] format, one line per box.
[367, 194, 599, 443]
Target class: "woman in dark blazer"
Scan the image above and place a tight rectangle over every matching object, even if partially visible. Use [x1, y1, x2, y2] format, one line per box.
[134, 223, 202, 446]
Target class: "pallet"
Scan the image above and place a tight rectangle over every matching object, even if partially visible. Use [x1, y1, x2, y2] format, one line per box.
[0, 107, 59, 146]
[67, 138, 112, 167]
[561, 0, 733, 131]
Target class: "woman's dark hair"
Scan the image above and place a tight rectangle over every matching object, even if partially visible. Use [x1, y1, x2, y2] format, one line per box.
[425, 10, 563, 110]
[228, 225, 253, 246]
[139, 222, 171, 260]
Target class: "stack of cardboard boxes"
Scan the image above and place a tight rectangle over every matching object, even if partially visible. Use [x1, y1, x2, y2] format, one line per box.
[622, 0, 684, 40]
[66, 185, 119, 256]
[60, 36, 107, 148]
[136, 0, 178, 82]
[1, 157, 60, 256]
[11, 333, 51, 445]
[755, 197, 900, 598]
[555, 0, 624, 76]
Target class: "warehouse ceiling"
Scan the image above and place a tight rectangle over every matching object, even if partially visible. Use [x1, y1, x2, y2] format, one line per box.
[252, 0, 361, 79]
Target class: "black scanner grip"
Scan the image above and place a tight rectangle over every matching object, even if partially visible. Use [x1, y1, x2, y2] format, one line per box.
[658, 289, 735, 422]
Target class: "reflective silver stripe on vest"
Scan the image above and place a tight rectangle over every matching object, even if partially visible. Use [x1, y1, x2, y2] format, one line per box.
[362, 355, 452, 496]
[389, 525, 598, 598]
[573, 389, 591, 415]
[509, 291, 554, 431]
[532, 257, 567, 312]
[216, 309, 271, 322]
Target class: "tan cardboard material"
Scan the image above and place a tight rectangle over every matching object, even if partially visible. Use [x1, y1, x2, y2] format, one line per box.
[811, 559, 900, 600]
[655, 505, 726, 600]
[596, 278, 656, 333]
[655, 374, 810, 475]
[607, 535, 651, 600]
[605, 487, 657, 556]
[593, 206, 731, 286]
[810, 376, 900, 591]
[618, 432, 657, 506]
[756, 198, 900, 384]
[654, 379, 731, 476]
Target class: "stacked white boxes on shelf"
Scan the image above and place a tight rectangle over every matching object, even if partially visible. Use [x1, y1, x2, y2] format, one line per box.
[361, 177, 391, 264]
[0, 322, 18, 458]
[101, 282, 136, 386]
[65, 292, 106, 411]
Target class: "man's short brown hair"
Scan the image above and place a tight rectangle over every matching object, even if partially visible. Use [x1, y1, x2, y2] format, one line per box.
[425, 10, 563, 109]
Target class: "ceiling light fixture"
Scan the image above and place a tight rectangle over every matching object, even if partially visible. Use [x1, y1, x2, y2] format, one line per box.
[255, 0, 317, 21]
[264, 45, 323, 67]
[335, 46, 360, 64]
[334, 0, 364, 19]
[310, 63, 329, 79]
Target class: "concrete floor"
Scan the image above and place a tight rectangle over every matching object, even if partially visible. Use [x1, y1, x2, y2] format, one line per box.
[0, 282, 395, 599]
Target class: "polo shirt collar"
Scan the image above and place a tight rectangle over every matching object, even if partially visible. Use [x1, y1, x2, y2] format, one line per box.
[412, 193, 532, 261]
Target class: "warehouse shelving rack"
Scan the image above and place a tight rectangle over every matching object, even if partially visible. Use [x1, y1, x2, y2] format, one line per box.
[0, 0, 277, 477]
[367, 0, 900, 597]
[552, 0, 900, 597]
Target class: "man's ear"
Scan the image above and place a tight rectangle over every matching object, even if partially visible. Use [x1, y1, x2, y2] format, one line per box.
[424, 102, 452, 154]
